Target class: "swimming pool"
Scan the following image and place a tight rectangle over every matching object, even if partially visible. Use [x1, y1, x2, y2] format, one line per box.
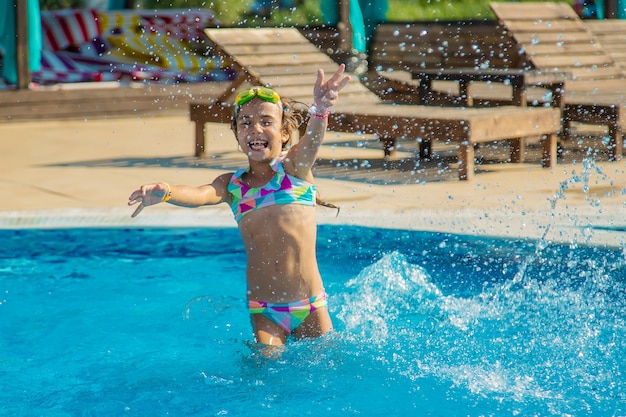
[1, 226, 624, 416]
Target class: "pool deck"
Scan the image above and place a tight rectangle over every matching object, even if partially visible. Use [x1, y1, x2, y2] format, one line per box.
[1, 114, 624, 247]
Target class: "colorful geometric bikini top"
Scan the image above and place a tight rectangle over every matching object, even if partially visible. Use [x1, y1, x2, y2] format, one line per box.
[227, 157, 317, 222]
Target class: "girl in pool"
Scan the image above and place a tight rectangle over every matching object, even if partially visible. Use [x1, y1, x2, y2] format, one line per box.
[128, 65, 351, 347]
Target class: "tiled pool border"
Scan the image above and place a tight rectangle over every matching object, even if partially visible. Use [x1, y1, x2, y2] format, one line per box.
[1, 207, 623, 249]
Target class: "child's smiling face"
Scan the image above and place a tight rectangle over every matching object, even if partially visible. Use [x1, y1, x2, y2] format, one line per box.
[235, 99, 288, 162]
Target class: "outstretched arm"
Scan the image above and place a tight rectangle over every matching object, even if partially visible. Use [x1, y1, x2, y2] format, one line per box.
[286, 64, 351, 177]
[127, 173, 231, 217]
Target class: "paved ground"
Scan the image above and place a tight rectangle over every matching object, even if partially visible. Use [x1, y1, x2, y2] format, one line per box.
[1, 114, 624, 247]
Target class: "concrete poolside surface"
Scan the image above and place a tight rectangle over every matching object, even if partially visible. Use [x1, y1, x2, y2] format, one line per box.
[0, 115, 624, 247]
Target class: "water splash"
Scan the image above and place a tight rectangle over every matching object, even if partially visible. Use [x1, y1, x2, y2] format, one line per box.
[511, 157, 614, 290]
[550, 157, 607, 214]
[336, 251, 441, 343]
[334, 250, 625, 414]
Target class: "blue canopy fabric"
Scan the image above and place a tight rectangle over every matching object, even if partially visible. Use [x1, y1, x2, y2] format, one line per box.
[107, 0, 128, 10]
[320, 0, 388, 53]
[0, 0, 41, 84]
[320, 0, 366, 53]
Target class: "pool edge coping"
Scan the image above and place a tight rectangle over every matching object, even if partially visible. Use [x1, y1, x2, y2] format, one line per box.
[1, 207, 624, 249]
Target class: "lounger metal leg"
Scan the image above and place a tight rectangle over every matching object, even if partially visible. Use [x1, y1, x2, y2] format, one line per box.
[562, 118, 572, 142]
[608, 121, 623, 162]
[195, 121, 205, 158]
[458, 141, 475, 181]
[510, 137, 525, 163]
[382, 137, 397, 159]
[542, 133, 557, 168]
[419, 139, 432, 160]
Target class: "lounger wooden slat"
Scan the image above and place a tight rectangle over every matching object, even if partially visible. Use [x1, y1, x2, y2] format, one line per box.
[369, 21, 516, 73]
[511, 32, 599, 44]
[503, 20, 587, 33]
[191, 27, 561, 180]
[211, 27, 310, 44]
[532, 55, 616, 69]
[586, 19, 626, 76]
[564, 66, 625, 81]
[243, 63, 341, 78]
[522, 42, 604, 56]
[568, 79, 626, 91]
[268, 84, 376, 102]
[235, 53, 331, 67]
[490, 1, 626, 160]
[491, 1, 581, 19]
[224, 44, 323, 56]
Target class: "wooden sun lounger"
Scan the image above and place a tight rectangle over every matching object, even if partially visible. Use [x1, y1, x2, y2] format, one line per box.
[490, 2, 625, 160]
[190, 28, 561, 180]
[586, 19, 626, 77]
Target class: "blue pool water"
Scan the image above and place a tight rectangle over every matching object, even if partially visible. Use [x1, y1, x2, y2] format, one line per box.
[1, 226, 624, 416]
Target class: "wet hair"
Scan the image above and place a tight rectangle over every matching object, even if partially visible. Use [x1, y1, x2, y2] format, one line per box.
[230, 97, 303, 150]
[230, 95, 340, 215]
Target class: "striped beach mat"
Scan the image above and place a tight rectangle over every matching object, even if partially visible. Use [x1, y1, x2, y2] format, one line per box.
[137, 9, 217, 41]
[33, 8, 229, 85]
[105, 33, 221, 74]
[55, 50, 205, 83]
[42, 8, 218, 51]
[98, 9, 216, 40]
[97, 10, 142, 36]
[41, 9, 101, 51]
[32, 49, 121, 84]
[55, 37, 234, 83]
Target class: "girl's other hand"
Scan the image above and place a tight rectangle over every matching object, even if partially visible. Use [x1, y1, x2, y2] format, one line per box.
[127, 183, 168, 218]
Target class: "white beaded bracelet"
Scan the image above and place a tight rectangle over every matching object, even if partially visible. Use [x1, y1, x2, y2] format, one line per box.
[309, 105, 331, 119]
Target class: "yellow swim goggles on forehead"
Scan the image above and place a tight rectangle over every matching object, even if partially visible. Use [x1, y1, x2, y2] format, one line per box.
[234, 87, 281, 107]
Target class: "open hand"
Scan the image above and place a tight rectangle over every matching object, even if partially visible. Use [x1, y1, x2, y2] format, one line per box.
[313, 64, 351, 112]
[127, 183, 168, 218]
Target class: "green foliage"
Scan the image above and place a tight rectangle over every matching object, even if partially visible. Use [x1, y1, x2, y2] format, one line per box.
[39, 0, 574, 24]
[141, 0, 212, 6]
[139, 0, 324, 25]
[40, 0, 85, 10]
[138, 0, 574, 24]
[386, 0, 496, 21]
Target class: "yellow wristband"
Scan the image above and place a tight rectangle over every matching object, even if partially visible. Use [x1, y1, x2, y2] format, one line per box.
[162, 182, 172, 202]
